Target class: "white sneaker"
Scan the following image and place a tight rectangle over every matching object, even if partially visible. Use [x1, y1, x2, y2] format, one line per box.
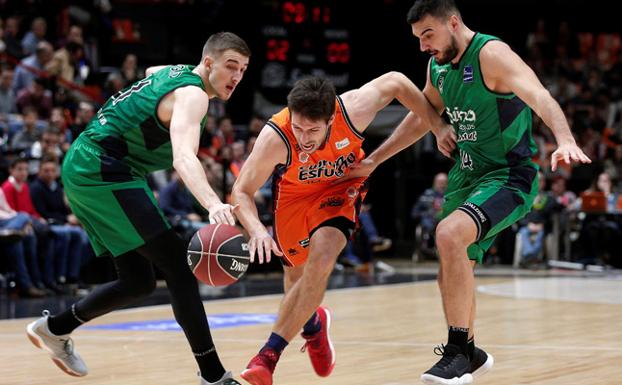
[26, 310, 88, 377]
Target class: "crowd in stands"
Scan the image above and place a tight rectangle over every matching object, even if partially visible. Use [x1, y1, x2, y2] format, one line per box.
[2, 11, 621, 298]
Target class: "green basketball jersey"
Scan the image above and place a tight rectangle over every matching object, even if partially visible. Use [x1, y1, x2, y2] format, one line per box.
[430, 33, 537, 190]
[80, 65, 207, 177]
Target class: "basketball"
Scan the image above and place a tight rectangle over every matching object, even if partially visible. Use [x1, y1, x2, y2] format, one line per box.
[187, 224, 250, 286]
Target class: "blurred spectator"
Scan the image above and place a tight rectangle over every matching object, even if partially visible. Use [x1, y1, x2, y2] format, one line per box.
[69, 101, 95, 140]
[603, 144, 622, 184]
[104, 71, 124, 99]
[516, 172, 560, 266]
[57, 25, 84, 48]
[11, 107, 41, 152]
[0, 67, 16, 115]
[550, 176, 576, 209]
[12, 41, 54, 94]
[2, 16, 24, 59]
[228, 140, 246, 178]
[577, 172, 621, 265]
[0, 189, 46, 297]
[340, 204, 394, 274]
[21, 17, 47, 56]
[411, 172, 447, 256]
[218, 116, 236, 145]
[159, 172, 207, 239]
[16, 77, 53, 118]
[2, 157, 63, 293]
[203, 156, 231, 200]
[120, 53, 142, 85]
[30, 155, 87, 285]
[46, 41, 88, 85]
[30, 126, 64, 174]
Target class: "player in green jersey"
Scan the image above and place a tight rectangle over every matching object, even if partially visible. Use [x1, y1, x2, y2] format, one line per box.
[26, 32, 250, 385]
[345, 1, 591, 384]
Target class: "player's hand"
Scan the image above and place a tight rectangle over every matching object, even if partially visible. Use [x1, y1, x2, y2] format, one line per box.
[338, 158, 377, 183]
[551, 143, 591, 171]
[248, 230, 282, 264]
[208, 203, 238, 226]
[434, 124, 457, 158]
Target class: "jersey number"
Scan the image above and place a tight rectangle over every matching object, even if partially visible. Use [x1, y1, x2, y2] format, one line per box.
[460, 149, 474, 170]
[112, 78, 152, 106]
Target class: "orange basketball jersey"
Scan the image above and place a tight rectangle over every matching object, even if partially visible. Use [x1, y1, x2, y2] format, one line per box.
[267, 96, 367, 266]
[267, 96, 365, 205]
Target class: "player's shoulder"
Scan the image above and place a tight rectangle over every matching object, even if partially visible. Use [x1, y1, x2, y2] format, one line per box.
[480, 39, 513, 61]
[268, 106, 291, 128]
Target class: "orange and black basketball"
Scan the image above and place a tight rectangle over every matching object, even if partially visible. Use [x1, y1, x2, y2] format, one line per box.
[187, 224, 250, 286]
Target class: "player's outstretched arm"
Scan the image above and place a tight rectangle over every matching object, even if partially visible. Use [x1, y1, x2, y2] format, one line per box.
[231, 126, 286, 264]
[340, 71, 452, 180]
[170, 85, 235, 225]
[481, 40, 591, 171]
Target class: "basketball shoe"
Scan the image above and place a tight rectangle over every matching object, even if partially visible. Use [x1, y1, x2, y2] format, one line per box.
[300, 306, 335, 377]
[26, 310, 88, 377]
[240, 347, 279, 385]
[420, 344, 473, 385]
[470, 346, 494, 378]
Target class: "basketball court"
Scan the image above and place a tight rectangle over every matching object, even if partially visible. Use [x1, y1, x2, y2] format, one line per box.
[2, 267, 621, 385]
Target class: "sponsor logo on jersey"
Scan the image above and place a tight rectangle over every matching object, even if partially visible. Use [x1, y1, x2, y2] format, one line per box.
[335, 137, 350, 150]
[319, 196, 345, 209]
[298, 238, 310, 248]
[463, 64, 474, 83]
[298, 152, 356, 182]
[457, 131, 478, 142]
[346, 186, 358, 198]
[287, 248, 299, 256]
[169, 65, 187, 78]
[438, 74, 445, 94]
[446, 107, 477, 133]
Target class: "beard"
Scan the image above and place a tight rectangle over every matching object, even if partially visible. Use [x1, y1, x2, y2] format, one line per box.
[431, 35, 459, 65]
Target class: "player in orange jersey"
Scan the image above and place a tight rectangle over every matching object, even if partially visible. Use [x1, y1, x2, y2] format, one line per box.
[232, 74, 445, 385]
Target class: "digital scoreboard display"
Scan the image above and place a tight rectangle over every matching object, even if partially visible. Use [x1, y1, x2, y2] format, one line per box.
[258, 0, 351, 93]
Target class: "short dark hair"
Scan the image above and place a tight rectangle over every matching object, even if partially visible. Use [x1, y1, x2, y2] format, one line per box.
[287, 77, 336, 122]
[407, 0, 460, 24]
[10, 157, 28, 169]
[202, 32, 251, 59]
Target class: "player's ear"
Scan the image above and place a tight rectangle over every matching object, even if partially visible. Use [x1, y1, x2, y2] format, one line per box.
[203, 54, 214, 71]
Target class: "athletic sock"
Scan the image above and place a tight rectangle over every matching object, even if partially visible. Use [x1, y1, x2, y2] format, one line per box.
[195, 346, 226, 383]
[47, 304, 85, 336]
[263, 332, 289, 354]
[447, 326, 469, 356]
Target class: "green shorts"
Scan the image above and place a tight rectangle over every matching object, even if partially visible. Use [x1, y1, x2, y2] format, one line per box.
[441, 164, 539, 263]
[62, 138, 170, 257]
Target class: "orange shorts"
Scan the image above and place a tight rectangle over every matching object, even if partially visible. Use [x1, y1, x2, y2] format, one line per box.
[273, 178, 367, 266]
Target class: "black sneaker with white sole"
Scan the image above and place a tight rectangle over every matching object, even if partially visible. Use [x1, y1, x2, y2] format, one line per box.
[469, 346, 494, 378]
[420, 344, 473, 385]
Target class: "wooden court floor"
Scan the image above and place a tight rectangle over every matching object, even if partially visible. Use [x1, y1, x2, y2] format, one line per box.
[1, 276, 621, 385]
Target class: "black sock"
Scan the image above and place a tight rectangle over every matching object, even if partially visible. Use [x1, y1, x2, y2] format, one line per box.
[467, 337, 475, 360]
[195, 347, 226, 383]
[264, 332, 289, 354]
[48, 304, 86, 336]
[447, 326, 469, 356]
